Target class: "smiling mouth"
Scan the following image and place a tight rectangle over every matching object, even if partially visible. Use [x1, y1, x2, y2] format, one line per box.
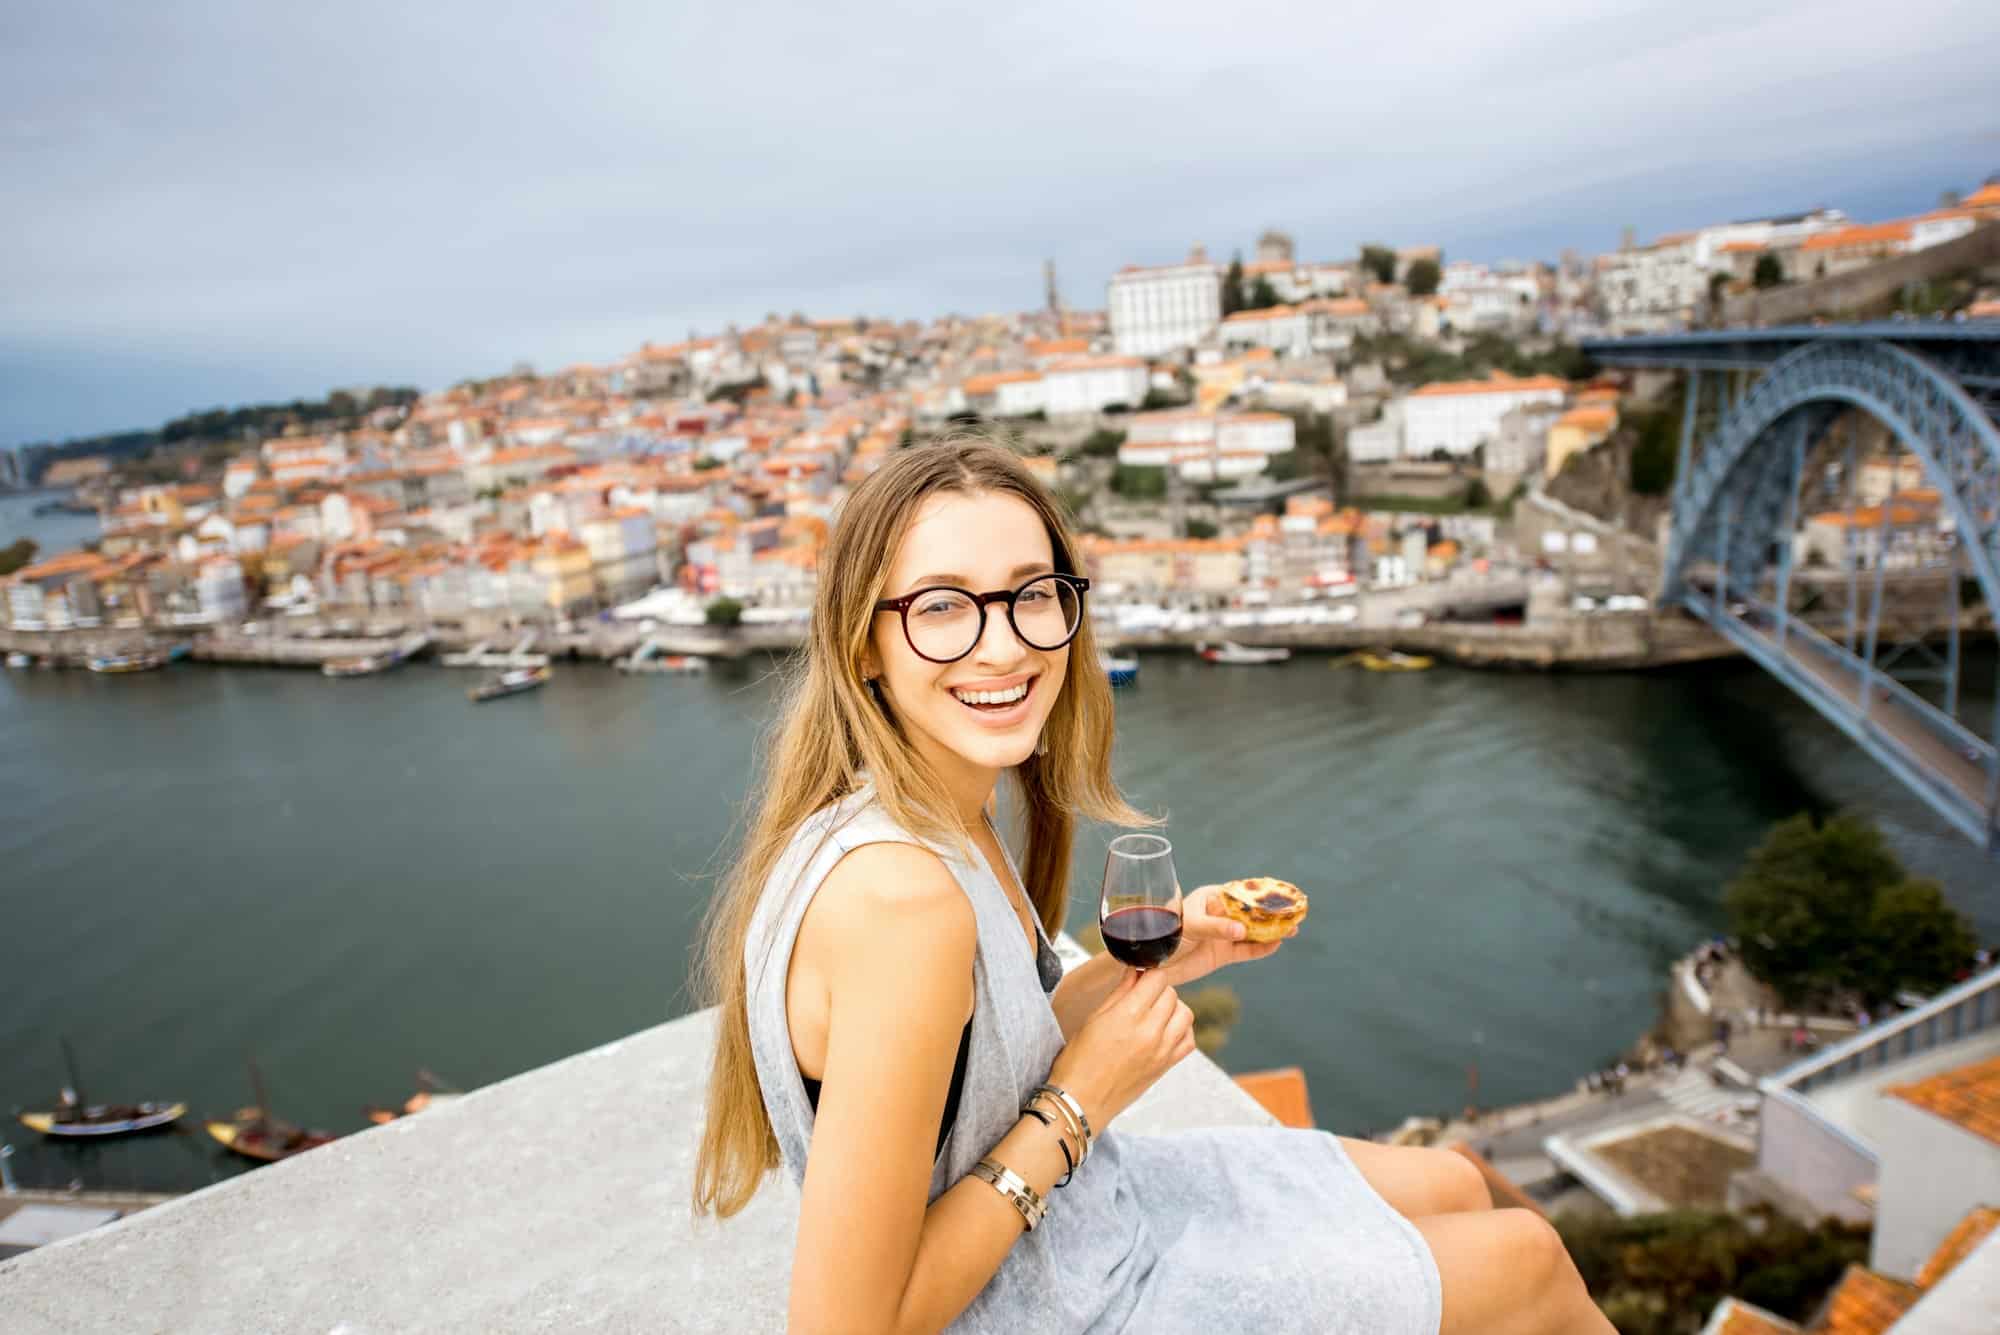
[950, 675, 1037, 712]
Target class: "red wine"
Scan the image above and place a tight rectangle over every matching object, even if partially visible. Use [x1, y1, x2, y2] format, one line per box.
[1101, 905, 1182, 969]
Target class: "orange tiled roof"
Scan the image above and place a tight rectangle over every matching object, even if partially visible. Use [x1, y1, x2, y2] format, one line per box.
[1221, 304, 1298, 324]
[1411, 373, 1567, 398]
[1815, 1265, 1917, 1335]
[962, 371, 1042, 394]
[1959, 183, 2000, 210]
[1712, 1299, 1801, 1335]
[1556, 406, 1618, 432]
[1802, 221, 1913, 252]
[1915, 1205, 2000, 1290]
[1890, 1052, 2000, 1148]
[1233, 1067, 1315, 1128]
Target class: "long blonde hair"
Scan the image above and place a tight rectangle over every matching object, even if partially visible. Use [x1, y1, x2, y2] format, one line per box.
[691, 433, 1147, 1218]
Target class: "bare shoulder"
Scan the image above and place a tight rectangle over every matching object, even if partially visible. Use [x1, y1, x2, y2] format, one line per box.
[800, 840, 975, 972]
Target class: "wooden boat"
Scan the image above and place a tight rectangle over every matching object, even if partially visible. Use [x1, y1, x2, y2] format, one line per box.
[468, 664, 550, 702]
[15, 1038, 187, 1138]
[363, 1069, 466, 1125]
[1100, 654, 1139, 687]
[322, 653, 395, 678]
[204, 1058, 337, 1163]
[1197, 640, 1291, 666]
[87, 651, 165, 674]
[1359, 651, 1433, 672]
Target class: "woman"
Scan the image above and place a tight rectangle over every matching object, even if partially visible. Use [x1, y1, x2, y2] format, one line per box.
[694, 436, 1610, 1334]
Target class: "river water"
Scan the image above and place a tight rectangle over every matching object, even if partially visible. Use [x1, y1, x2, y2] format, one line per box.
[1, 647, 1993, 1194]
[0, 490, 101, 559]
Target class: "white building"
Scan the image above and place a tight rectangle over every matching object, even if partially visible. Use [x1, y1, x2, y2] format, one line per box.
[197, 557, 247, 622]
[1108, 249, 1223, 358]
[1218, 306, 1311, 358]
[1402, 374, 1567, 459]
[1041, 356, 1149, 416]
[1118, 411, 1294, 477]
[1347, 401, 1405, 464]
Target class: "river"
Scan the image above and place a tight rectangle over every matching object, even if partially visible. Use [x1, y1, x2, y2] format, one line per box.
[1, 649, 1993, 1194]
[0, 489, 102, 560]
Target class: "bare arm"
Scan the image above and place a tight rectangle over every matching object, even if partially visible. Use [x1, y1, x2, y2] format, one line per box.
[789, 844, 1072, 1335]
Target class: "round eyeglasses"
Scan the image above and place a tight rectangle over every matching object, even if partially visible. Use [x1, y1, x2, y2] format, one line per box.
[874, 573, 1090, 664]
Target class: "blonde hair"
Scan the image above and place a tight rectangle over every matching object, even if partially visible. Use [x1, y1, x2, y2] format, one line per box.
[691, 432, 1147, 1217]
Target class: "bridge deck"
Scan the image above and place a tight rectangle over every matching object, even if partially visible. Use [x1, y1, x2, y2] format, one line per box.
[1735, 616, 1992, 818]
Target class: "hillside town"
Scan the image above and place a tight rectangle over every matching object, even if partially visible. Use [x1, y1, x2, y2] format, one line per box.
[5, 183, 2000, 652]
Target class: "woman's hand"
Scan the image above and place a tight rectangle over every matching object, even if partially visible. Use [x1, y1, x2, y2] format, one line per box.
[1047, 967, 1195, 1132]
[1156, 884, 1291, 987]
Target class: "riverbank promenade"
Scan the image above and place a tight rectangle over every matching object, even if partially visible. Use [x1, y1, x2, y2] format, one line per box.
[0, 1008, 1287, 1331]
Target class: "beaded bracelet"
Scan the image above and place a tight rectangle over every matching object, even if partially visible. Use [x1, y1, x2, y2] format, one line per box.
[971, 1157, 1046, 1232]
[1021, 1103, 1076, 1187]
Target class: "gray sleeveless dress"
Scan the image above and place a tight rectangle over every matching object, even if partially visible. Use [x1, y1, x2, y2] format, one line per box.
[744, 783, 1442, 1333]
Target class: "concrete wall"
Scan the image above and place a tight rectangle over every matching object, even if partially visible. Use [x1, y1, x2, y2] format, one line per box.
[1755, 1088, 1877, 1225]
[1871, 1097, 2000, 1281]
[1722, 223, 2000, 326]
[0, 1007, 1284, 1332]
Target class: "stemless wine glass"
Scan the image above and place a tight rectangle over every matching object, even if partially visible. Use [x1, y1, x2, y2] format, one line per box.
[1099, 834, 1183, 972]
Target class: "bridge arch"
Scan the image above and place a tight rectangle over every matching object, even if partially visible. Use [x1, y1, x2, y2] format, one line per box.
[1663, 339, 2000, 615]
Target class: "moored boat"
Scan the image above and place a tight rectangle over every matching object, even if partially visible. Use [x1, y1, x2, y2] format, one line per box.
[15, 1038, 187, 1138]
[468, 664, 550, 702]
[87, 651, 166, 674]
[204, 1058, 337, 1163]
[1361, 651, 1433, 672]
[5, 652, 31, 668]
[1197, 640, 1291, 666]
[1100, 653, 1139, 687]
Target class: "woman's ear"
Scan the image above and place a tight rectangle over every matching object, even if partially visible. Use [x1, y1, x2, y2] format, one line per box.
[859, 651, 881, 681]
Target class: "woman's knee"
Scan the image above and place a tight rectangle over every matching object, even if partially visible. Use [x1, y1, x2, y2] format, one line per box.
[1496, 1209, 1571, 1291]
[1429, 1149, 1490, 1214]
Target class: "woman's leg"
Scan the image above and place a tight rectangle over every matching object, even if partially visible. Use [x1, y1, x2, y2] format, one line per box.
[1336, 1137, 1490, 1219]
[1414, 1209, 1613, 1335]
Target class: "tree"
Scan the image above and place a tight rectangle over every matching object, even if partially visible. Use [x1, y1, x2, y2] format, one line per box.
[1753, 254, 1785, 289]
[1405, 258, 1441, 297]
[1463, 477, 1492, 509]
[704, 597, 744, 628]
[1075, 428, 1126, 459]
[1359, 244, 1396, 285]
[0, 537, 38, 577]
[1111, 463, 1167, 499]
[1725, 813, 1976, 1007]
[1184, 518, 1218, 540]
[1139, 387, 1183, 411]
[1245, 276, 1283, 311]
[1627, 406, 1681, 497]
[1222, 253, 1245, 317]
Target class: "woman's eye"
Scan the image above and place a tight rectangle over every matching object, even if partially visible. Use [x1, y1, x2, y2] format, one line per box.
[914, 596, 963, 617]
[1017, 589, 1050, 604]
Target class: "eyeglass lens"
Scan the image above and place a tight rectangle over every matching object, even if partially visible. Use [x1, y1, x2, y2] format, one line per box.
[905, 577, 1081, 661]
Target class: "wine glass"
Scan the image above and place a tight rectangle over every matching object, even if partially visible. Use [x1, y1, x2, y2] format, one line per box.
[1099, 834, 1183, 971]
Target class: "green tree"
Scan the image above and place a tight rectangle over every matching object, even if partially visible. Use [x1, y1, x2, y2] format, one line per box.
[0, 537, 39, 577]
[1245, 276, 1283, 311]
[897, 426, 917, 449]
[1725, 813, 1975, 1007]
[1627, 406, 1681, 497]
[704, 597, 744, 627]
[1463, 477, 1492, 509]
[1184, 518, 1218, 539]
[1359, 244, 1396, 285]
[1222, 253, 1245, 317]
[1111, 463, 1167, 499]
[1075, 428, 1126, 458]
[1753, 254, 1785, 289]
[1405, 258, 1442, 297]
[1139, 387, 1183, 411]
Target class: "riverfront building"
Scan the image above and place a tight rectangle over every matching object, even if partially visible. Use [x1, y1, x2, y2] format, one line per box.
[1108, 249, 1223, 357]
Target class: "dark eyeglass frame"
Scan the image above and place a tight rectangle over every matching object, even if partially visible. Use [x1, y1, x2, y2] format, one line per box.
[873, 573, 1091, 664]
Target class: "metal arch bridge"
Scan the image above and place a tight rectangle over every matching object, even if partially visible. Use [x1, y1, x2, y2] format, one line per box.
[1582, 322, 2000, 853]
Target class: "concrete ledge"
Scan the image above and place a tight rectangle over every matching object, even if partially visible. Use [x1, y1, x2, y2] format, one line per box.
[0, 1007, 1276, 1333]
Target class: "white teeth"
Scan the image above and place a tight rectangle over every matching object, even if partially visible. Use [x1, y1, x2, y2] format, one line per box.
[952, 681, 1029, 706]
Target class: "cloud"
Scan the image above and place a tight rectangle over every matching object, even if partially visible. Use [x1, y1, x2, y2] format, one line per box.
[2, 0, 1995, 444]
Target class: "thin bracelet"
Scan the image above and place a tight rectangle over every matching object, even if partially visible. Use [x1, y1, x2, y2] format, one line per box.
[971, 1157, 1046, 1232]
[1021, 1103, 1075, 1186]
[1027, 1090, 1086, 1171]
[1036, 1083, 1095, 1163]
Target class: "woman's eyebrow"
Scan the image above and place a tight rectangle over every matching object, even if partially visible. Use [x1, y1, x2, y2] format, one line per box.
[901, 562, 1055, 590]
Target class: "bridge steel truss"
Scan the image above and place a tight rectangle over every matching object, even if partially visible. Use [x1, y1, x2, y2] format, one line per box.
[1588, 329, 2000, 853]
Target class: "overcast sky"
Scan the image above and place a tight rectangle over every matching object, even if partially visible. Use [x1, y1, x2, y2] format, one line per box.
[4, 0, 1996, 448]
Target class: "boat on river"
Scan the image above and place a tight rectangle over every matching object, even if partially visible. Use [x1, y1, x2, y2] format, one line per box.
[363, 1069, 466, 1125]
[468, 664, 550, 702]
[1333, 651, 1435, 673]
[5, 652, 31, 668]
[1197, 641, 1291, 666]
[1100, 653, 1139, 687]
[15, 1038, 186, 1138]
[204, 1058, 337, 1163]
[87, 651, 166, 674]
